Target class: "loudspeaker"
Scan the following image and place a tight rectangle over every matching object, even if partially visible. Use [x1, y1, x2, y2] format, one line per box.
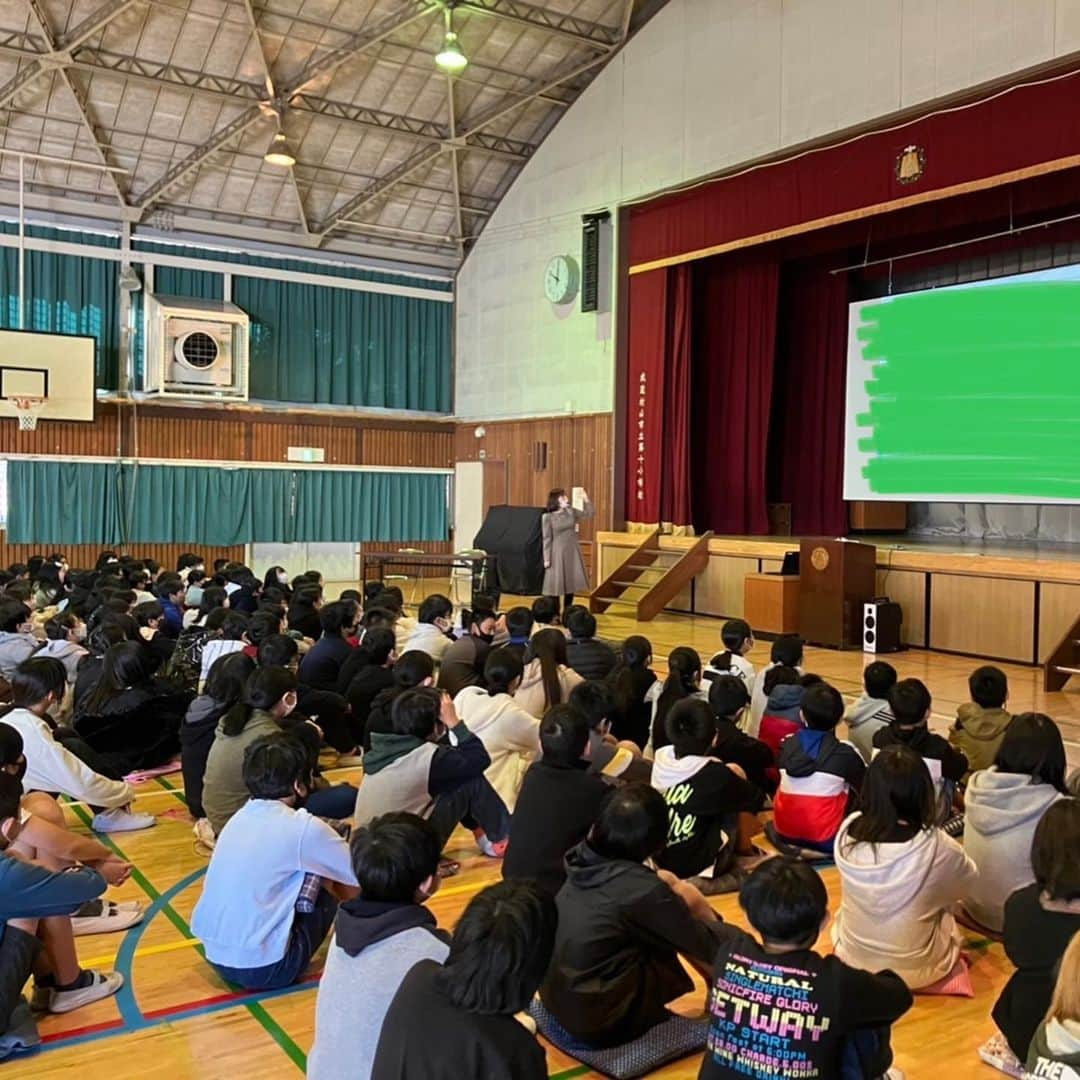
[863, 599, 902, 653]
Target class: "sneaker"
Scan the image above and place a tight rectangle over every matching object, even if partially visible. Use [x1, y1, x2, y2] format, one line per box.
[978, 1033, 1026, 1078]
[49, 970, 124, 1014]
[29, 983, 52, 1013]
[473, 829, 508, 858]
[72, 900, 144, 937]
[91, 807, 155, 833]
[884, 1070, 907, 1080]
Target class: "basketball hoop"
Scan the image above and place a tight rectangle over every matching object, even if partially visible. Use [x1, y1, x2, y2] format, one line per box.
[12, 396, 45, 431]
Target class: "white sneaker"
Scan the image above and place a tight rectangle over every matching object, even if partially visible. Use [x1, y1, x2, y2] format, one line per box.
[91, 807, 156, 833]
[49, 970, 124, 1014]
[72, 900, 144, 936]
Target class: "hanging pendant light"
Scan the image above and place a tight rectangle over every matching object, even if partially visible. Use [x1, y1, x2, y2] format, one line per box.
[264, 130, 296, 168]
[435, 3, 468, 74]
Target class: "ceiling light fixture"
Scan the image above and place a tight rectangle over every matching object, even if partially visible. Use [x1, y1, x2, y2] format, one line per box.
[435, 3, 468, 74]
[264, 131, 296, 168]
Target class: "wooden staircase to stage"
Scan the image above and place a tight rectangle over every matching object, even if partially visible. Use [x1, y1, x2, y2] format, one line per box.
[589, 529, 713, 622]
[1044, 613, 1080, 691]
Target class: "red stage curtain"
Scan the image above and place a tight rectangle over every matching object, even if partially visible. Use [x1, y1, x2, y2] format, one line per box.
[770, 263, 849, 535]
[690, 253, 779, 535]
[625, 269, 668, 524]
[629, 67, 1080, 268]
[660, 265, 693, 527]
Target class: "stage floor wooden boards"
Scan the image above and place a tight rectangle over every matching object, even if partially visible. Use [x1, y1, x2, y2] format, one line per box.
[11, 597, 1080, 1079]
[597, 531, 1080, 668]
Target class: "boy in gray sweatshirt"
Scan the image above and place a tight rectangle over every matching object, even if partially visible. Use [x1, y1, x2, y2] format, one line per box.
[844, 661, 896, 762]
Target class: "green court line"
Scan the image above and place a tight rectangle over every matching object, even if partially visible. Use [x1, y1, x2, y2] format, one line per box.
[549, 1066, 592, 1079]
[65, 799, 308, 1071]
[154, 775, 188, 806]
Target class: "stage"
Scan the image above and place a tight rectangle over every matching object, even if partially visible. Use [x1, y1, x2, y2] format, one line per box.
[595, 531, 1080, 667]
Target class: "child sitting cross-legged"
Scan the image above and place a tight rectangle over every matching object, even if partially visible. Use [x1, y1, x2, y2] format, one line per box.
[699, 856, 913, 1079]
[844, 660, 896, 763]
[308, 812, 449, 1080]
[950, 665, 1012, 782]
[833, 745, 978, 993]
[755, 665, 806, 770]
[1024, 928, 1080, 1079]
[651, 698, 765, 894]
[192, 733, 358, 991]
[707, 675, 775, 794]
[769, 682, 866, 857]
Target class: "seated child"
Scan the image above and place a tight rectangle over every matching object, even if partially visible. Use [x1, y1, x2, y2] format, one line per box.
[844, 660, 896, 762]
[308, 813, 449, 1080]
[756, 665, 804, 772]
[403, 594, 455, 664]
[699, 856, 913, 1079]
[4, 658, 154, 833]
[0, 722, 141, 935]
[564, 607, 619, 682]
[874, 678, 968, 822]
[0, 772, 123, 1035]
[963, 713, 1069, 933]
[771, 682, 866, 855]
[651, 699, 764, 890]
[371, 880, 555, 1080]
[833, 745, 977, 989]
[748, 634, 803, 736]
[950, 665, 1012, 780]
[988, 799, 1080, 1069]
[501, 606, 534, 655]
[503, 705, 610, 896]
[570, 680, 652, 784]
[530, 595, 563, 637]
[703, 618, 755, 688]
[707, 675, 775, 793]
[364, 650, 435, 751]
[192, 734, 358, 990]
[649, 646, 705, 753]
[453, 648, 541, 811]
[541, 783, 725, 1048]
[1024, 928, 1080, 1079]
[605, 635, 657, 750]
[354, 687, 510, 857]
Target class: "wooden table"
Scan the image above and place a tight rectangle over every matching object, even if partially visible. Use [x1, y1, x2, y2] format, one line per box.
[744, 572, 800, 635]
[360, 551, 499, 608]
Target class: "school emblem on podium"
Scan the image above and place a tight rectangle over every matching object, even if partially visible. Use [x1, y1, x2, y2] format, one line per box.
[895, 144, 926, 185]
[811, 546, 830, 572]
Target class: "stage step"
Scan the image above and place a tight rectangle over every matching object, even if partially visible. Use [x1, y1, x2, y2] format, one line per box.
[1052, 665, 1080, 676]
[610, 580, 650, 589]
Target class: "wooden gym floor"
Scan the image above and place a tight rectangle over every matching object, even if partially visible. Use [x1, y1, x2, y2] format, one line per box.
[11, 591, 1080, 1079]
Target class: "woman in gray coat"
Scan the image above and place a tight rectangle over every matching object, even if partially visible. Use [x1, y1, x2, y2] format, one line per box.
[542, 488, 593, 615]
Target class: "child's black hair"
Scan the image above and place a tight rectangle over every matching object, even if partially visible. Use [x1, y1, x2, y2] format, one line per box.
[666, 698, 716, 758]
[888, 678, 932, 727]
[969, 665, 1008, 709]
[540, 704, 590, 765]
[800, 682, 844, 731]
[589, 783, 668, 864]
[350, 812, 441, 903]
[863, 660, 897, 700]
[739, 856, 827, 948]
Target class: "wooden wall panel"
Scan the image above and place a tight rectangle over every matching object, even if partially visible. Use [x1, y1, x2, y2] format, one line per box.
[1038, 581, 1080, 662]
[133, 412, 249, 461]
[0, 532, 244, 572]
[248, 421, 361, 465]
[930, 574, 1035, 662]
[453, 413, 614, 545]
[361, 427, 454, 468]
[0, 407, 120, 456]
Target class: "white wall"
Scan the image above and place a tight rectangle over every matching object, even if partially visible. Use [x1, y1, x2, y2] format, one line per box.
[455, 0, 1080, 420]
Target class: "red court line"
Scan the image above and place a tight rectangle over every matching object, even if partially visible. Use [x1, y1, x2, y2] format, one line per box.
[42, 1018, 126, 1043]
[141, 973, 322, 1022]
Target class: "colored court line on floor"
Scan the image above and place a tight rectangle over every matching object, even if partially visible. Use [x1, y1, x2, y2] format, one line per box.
[549, 1066, 592, 1079]
[80, 929, 206, 970]
[154, 775, 188, 806]
[59, 801, 310, 1071]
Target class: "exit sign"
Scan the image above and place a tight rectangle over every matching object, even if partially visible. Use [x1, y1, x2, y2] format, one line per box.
[287, 446, 325, 463]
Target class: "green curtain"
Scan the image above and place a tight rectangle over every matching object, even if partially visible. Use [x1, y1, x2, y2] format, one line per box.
[7, 460, 121, 543]
[233, 276, 452, 411]
[0, 247, 119, 389]
[293, 471, 448, 542]
[153, 265, 224, 300]
[7, 461, 446, 544]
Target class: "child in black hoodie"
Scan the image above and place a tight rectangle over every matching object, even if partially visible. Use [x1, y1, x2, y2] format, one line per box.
[707, 675, 775, 794]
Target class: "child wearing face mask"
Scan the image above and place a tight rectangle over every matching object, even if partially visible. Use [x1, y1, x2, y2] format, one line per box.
[0, 600, 41, 680]
[193, 733, 358, 991]
[403, 594, 456, 664]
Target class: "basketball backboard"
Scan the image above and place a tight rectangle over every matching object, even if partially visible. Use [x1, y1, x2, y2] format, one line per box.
[0, 328, 96, 422]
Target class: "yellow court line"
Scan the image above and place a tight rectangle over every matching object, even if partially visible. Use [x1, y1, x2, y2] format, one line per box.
[80, 935, 204, 970]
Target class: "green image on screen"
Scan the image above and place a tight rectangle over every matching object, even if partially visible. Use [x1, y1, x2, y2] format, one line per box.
[852, 278, 1080, 501]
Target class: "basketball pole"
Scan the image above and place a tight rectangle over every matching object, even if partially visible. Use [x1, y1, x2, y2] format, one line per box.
[17, 154, 24, 330]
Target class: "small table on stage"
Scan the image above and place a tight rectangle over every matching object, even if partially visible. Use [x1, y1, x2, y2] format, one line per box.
[360, 551, 499, 609]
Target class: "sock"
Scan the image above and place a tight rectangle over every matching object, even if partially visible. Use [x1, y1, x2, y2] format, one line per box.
[34, 975, 56, 989]
[56, 971, 94, 992]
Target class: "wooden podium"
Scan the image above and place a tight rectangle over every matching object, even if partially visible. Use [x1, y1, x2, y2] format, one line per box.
[798, 538, 877, 649]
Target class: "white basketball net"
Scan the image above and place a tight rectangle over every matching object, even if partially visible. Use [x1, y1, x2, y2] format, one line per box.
[12, 396, 45, 431]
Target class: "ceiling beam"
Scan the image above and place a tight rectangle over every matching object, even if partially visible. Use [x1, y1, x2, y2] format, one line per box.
[283, 1, 441, 97]
[315, 50, 609, 238]
[621, 0, 636, 39]
[458, 0, 620, 52]
[17, 0, 139, 205]
[132, 104, 270, 211]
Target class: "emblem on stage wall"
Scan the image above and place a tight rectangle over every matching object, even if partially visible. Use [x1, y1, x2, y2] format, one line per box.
[895, 145, 926, 185]
[811, 546, 830, 572]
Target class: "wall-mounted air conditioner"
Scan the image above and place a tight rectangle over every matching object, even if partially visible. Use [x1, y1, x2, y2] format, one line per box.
[143, 294, 250, 401]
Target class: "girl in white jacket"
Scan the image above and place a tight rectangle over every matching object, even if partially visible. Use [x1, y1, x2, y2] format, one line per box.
[834, 744, 978, 990]
[454, 647, 540, 812]
[962, 712, 1069, 933]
